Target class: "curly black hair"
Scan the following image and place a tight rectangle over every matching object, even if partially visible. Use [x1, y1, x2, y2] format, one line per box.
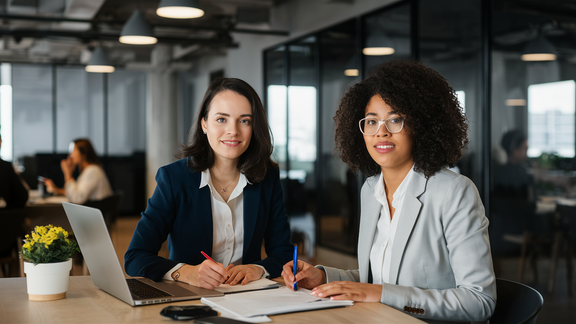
[334, 59, 468, 178]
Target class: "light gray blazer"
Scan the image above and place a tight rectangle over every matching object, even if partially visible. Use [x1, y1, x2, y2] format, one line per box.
[319, 169, 496, 323]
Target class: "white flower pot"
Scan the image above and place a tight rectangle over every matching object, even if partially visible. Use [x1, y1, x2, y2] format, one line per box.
[24, 259, 72, 301]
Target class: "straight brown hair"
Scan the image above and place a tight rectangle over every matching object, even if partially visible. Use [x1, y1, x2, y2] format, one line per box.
[73, 138, 101, 165]
[180, 77, 277, 183]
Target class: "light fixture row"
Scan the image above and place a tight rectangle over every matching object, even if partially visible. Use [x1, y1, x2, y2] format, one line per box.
[87, 0, 205, 73]
[89, 2, 557, 74]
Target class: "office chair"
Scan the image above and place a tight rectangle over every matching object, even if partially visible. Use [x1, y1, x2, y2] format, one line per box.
[83, 191, 124, 233]
[548, 199, 576, 295]
[490, 278, 544, 324]
[0, 208, 28, 277]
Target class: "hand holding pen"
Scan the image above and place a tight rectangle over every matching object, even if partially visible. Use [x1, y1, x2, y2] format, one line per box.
[281, 251, 327, 291]
[186, 251, 228, 290]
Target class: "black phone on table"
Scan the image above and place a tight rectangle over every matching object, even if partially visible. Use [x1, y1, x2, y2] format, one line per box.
[159, 305, 218, 320]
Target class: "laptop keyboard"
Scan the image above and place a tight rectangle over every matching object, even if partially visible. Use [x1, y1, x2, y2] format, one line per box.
[126, 279, 172, 299]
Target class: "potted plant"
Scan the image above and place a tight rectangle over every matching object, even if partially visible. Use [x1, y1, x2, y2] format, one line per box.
[20, 225, 80, 301]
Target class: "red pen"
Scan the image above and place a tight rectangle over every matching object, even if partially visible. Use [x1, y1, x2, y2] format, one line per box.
[201, 251, 214, 261]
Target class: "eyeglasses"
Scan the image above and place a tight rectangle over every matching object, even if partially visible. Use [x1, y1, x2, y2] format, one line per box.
[359, 116, 405, 135]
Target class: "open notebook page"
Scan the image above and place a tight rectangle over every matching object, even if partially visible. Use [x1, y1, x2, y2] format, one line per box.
[201, 286, 353, 318]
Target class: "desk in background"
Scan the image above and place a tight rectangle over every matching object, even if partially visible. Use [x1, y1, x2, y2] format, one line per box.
[0, 276, 424, 324]
[25, 190, 71, 232]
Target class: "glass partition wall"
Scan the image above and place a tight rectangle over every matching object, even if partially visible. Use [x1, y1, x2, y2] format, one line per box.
[490, 1, 576, 266]
[266, 0, 576, 262]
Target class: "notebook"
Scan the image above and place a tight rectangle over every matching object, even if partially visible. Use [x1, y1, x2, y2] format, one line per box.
[201, 287, 353, 320]
[62, 202, 224, 306]
[214, 278, 280, 294]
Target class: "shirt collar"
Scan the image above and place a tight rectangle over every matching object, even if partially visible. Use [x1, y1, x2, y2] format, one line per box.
[392, 165, 415, 208]
[373, 164, 415, 208]
[199, 169, 251, 190]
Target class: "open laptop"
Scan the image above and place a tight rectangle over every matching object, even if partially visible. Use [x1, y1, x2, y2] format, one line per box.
[62, 202, 223, 306]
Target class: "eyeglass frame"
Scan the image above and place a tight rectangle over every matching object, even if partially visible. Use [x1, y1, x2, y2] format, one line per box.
[358, 115, 405, 135]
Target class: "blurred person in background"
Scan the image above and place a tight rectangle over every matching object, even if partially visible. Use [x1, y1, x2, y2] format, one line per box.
[44, 138, 112, 204]
[0, 132, 29, 209]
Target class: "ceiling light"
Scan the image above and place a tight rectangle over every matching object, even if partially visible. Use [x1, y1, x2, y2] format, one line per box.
[343, 55, 359, 77]
[521, 34, 557, 61]
[85, 47, 115, 73]
[344, 69, 359, 77]
[119, 10, 158, 45]
[505, 87, 526, 106]
[157, 0, 204, 19]
[363, 31, 395, 56]
[505, 99, 527, 106]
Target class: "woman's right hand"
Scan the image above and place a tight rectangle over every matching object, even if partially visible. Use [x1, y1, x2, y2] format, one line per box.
[281, 260, 326, 291]
[179, 260, 229, 290]
[60, 157, 75, 177]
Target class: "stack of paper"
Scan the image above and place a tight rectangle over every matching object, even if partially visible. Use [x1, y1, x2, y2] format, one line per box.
[201, 287, 354, 322]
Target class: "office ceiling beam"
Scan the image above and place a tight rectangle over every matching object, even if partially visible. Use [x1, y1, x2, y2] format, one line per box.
[0, 28, 239, 46]
[0, 14, 289, 36]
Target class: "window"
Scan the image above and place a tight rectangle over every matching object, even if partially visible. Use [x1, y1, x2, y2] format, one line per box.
[527, 80, 575, 158]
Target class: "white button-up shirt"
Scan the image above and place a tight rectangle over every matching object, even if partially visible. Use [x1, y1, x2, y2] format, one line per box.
[163, 169, 268, 280]
[369, 165, 414, 284]
[202, 169, 247, 267]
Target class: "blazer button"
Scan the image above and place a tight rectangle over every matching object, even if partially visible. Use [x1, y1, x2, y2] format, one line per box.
[404, 306, 409, 311]
[419, 309, 424, 314]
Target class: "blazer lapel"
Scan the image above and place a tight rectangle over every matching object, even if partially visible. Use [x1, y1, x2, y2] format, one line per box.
[388, 172, 427, 284]
[242, 181, 261, 258]
[358, 176, 381, 283]
[188, 168, 214, 254]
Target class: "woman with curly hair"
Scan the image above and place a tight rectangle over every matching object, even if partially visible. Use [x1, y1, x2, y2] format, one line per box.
[282, 60, 496, 323]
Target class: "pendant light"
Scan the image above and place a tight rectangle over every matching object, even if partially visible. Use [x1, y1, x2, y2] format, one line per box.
[343, 55, 359, 76]
[157, 0, 204, 19]
[363, 30, 395, 56]
[119, 9, 158, 45]
[505, 87, 526, 106]
[85, 47, 115, 73]
[521, 34, 557, 61]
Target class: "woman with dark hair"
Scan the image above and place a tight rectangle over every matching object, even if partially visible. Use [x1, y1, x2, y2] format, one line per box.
[44, 138, 112, 204]
[125, 77, 292, 290]
[282, 60, 496, 323]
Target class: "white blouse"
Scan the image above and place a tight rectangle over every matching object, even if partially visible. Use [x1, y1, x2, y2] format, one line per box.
[163, 169, 269, 280]
[369, 165, 414, 284]
[64, 164, 113, 204]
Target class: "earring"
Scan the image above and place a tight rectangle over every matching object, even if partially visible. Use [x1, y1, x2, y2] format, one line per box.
[203, 130, 207, 134]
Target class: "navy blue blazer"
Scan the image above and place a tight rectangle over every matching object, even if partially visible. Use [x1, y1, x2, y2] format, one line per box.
[124, 158, 293, 281]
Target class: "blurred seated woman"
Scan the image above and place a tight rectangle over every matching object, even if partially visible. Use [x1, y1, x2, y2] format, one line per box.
[44, 138, 112, 204]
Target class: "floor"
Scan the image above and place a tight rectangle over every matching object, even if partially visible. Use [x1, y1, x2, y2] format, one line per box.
[6, 216, 575, 323]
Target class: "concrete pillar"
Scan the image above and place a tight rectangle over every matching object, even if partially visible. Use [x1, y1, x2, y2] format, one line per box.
[146, 45, 178, 199]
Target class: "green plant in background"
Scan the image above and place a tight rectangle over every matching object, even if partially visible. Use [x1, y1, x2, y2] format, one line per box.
[20, 225, 80, 265]
[537, 152, 563, 169]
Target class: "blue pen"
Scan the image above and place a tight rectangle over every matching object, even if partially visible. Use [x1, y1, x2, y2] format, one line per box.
[292, 244, 298, 290]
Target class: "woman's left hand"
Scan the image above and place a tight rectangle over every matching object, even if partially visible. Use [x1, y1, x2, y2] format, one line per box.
[224, 264, 264, 285]
[310, 281, 383, 302]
